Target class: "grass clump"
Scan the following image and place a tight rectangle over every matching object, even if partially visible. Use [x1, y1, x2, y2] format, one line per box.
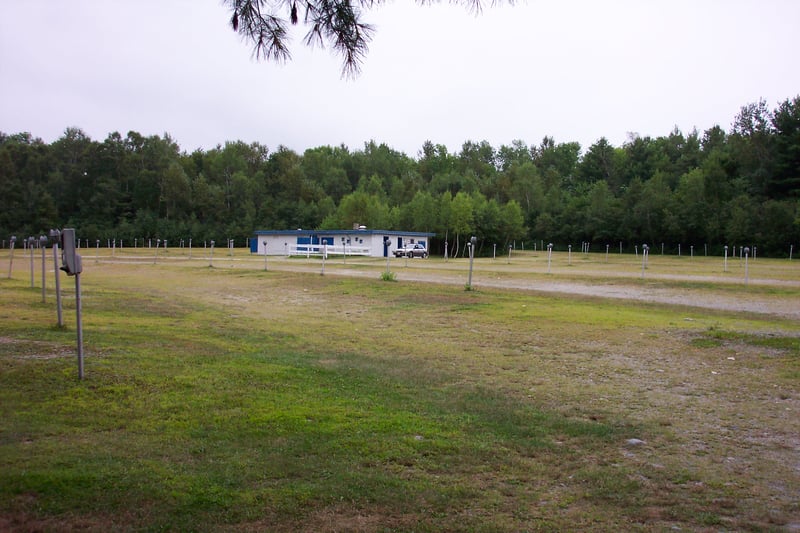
[380, 270, 397, 282]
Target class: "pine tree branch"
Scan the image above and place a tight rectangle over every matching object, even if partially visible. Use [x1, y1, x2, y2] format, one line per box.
[224, 0, 508, 77]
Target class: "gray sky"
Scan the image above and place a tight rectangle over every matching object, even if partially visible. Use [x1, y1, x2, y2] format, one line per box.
[1, 1, 798, 158]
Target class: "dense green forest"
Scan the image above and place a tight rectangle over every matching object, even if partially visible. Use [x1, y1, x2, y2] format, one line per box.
[2, 97, 798, 256]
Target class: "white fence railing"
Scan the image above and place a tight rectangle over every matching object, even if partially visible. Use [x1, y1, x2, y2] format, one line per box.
[289, 245, 371, 257]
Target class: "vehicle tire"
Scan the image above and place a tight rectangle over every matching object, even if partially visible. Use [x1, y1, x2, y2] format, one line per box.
[422, 253, 428, 259]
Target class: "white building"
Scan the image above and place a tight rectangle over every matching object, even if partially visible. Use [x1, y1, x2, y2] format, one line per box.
[250, 228, 435, 258]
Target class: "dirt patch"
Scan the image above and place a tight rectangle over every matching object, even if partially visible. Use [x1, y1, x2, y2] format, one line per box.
[227, 505, 424, 533]
[445, 277, 800, 320]
[0, 337, 73, 360]
[0, 494, 125, 533]
[257, 260, 800, 320]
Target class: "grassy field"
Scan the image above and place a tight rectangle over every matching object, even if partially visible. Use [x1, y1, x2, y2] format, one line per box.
[1, 248, 799, 531]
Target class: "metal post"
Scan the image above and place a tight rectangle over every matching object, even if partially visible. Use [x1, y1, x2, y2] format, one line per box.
[547, 243, 553, 273]
[209, 241, 215, 267]
[724, 246, 728, 273]
[61, 228, 84, 379]
[29, 237, 35, 288]
[384, 237, 391, 275]
[53, 240, 63, 327]
[263, 241, 268, 271]
[75, 271, 84, 379]
[744, 247, 750, 286]
[467, 236, 477, 289]
[40, 236, 47, 302]
[641, 244, 649, 279]
[7, 236, 16, 278]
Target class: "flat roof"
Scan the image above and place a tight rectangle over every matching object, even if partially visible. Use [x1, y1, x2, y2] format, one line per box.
[253, 229, 435, 237]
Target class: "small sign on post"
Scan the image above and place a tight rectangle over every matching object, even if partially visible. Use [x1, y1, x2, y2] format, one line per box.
[60, 229, 84, 379]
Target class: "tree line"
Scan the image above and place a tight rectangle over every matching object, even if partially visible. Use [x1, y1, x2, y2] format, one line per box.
[1, 96, 798, 257]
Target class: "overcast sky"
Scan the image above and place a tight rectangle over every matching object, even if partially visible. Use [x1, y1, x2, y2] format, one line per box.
[1, 1, 798, 158]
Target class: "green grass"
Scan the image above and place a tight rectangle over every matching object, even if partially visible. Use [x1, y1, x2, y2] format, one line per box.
[1, 256, 799, 531]
[0, 274, 628, 530]
[701, 327, 800, 353]
[380, 270, 397, 282]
